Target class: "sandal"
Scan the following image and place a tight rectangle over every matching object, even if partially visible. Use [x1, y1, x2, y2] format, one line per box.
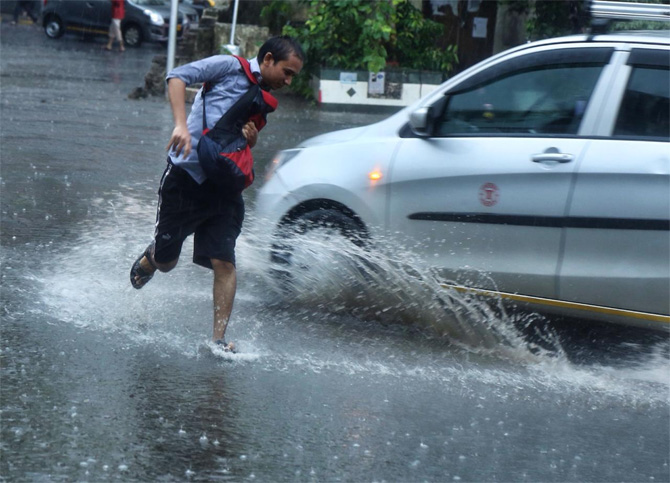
[214, 339, 237, 353]
[130, 243, 157, 289]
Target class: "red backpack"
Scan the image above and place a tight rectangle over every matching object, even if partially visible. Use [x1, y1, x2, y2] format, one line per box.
[197, 55, 278, 192]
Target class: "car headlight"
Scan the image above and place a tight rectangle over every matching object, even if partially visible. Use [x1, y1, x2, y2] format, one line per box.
[144, 9, 164, 26]
[265, 149, 301, 182]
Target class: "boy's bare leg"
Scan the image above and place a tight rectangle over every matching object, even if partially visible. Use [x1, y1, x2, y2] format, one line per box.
[211, 259, 236, 350]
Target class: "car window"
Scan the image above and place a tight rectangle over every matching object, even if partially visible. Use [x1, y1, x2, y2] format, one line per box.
[613, 66, 669, 141]
[134, 0, 167, 6]
[435, 63, 602, 137]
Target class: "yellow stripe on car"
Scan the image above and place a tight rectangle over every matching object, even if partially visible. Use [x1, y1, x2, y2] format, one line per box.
[440, 283, 670, 324]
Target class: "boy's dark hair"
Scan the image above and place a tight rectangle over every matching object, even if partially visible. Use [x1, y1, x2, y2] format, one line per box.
[257, 35, 305, 64]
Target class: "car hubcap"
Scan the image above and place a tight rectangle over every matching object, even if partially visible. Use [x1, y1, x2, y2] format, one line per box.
[46, 21, 60, 37]
[125, 28, 139, 46]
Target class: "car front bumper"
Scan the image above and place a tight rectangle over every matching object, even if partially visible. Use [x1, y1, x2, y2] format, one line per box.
[148, 23, 187, 42]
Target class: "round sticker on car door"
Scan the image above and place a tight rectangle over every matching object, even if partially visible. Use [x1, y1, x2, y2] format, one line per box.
[479, 182, 499, 207]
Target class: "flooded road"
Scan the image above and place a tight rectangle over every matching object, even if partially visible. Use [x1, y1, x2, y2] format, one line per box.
[2, 26, 669, 482]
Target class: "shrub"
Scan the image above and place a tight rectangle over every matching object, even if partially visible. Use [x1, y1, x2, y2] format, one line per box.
[271, 0, 458, 100]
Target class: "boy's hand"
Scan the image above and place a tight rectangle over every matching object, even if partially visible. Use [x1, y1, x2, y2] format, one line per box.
[242, 121, 258, 148]
[166, 125, 192, 158]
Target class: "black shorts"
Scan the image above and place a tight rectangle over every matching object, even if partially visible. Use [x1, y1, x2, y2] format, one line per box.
[153, 162, 244, 269]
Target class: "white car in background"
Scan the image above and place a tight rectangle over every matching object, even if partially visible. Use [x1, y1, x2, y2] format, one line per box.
[256, 23, 669, 331]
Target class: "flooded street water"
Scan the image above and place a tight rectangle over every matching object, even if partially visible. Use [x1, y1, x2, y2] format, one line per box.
[2, 26, 669, 482]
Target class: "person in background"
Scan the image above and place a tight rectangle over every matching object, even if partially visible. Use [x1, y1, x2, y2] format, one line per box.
[105, 0, 125, 52]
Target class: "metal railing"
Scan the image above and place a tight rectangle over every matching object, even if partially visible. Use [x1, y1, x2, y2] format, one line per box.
[590, 1, 670, 22]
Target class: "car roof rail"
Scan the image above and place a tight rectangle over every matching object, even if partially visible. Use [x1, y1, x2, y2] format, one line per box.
[588, 1, 670, 34]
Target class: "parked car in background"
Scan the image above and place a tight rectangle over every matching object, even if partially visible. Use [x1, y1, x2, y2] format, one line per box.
[256, 23, 670, 331]
[176, 0, 198, 29]
[41, 0, 190, 47]
[180, 0, 214, 19]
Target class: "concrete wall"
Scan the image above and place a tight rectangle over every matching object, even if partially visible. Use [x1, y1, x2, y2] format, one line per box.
[315, 78, 440, 107]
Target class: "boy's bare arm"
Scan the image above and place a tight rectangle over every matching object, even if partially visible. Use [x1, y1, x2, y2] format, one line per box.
[165, 78, 191, 157]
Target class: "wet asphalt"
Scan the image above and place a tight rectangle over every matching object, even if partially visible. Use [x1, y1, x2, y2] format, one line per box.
[1, 23, 669, 483]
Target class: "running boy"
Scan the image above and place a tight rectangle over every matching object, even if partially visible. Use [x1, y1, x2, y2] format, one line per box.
[130, 36, 304, 352]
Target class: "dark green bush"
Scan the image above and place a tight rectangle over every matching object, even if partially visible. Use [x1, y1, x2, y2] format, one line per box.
[267, 0, 458, 100]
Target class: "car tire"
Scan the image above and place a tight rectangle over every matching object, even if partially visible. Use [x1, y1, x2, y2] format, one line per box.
[270, 207, 368, 289]
[43, 15, 64, 39]
[122, 23, 143, 47]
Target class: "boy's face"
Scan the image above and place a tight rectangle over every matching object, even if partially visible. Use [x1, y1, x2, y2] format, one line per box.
[260, 52, 303, 91]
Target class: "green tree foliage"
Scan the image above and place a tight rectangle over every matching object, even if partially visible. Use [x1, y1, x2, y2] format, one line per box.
[284, 0, 396, 74]
[274, 0, 458, 99]
[390, 0, 458, 72]
[259, 0, 295, 36]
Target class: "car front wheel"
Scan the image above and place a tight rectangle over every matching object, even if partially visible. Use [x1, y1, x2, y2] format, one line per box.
[122, 23, 143, 47]
[270, 207, 369, 292]
[43, 15, 64, 39]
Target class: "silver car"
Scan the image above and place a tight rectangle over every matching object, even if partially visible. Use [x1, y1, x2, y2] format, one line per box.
[255, 30, 670, 332]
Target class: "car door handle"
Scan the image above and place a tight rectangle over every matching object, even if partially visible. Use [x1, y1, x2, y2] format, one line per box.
[532, 150, 574, 164]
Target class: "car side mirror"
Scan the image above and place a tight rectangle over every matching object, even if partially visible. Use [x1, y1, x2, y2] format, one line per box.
[409, 107, 431, 137]
[409, 95, 449, 137]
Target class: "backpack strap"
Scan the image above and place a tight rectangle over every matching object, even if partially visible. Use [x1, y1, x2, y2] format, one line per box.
[232, 55, 257, 85]
[201, 81, 211, 135]
[232, 55, 279, 110]
[206, 87, 259, 144]
[201, 56, 279, 135]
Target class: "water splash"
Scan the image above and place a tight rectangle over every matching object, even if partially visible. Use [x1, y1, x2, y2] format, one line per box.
[18, 190, 668, 406]
[242, 217, 564, 362]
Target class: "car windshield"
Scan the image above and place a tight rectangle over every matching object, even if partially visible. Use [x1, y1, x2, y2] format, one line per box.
[133, 0, 168, 6]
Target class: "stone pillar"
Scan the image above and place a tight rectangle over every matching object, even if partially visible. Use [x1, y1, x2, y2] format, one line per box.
[129, 10, 270, 99]
[492, 2, 527, 55]
[128, 54, 167, 99]
[213, 23, 270, 59]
